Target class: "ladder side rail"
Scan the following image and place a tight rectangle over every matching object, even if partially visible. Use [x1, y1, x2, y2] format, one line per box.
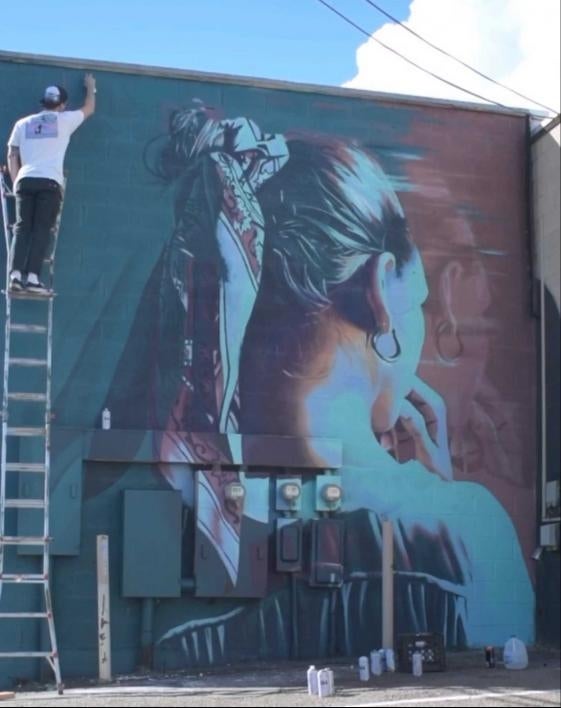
[42, 187, 62, 692]
[47, 181, 65, 282]
[0, 172, 14, 583]
[43, 300, 53, 577]
[0, 170, 14, 268]
[0, 168, 64, 693]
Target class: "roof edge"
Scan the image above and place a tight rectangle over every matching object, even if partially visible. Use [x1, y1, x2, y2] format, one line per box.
[531, 113, 561, 143]
[0, 48, 538, 119]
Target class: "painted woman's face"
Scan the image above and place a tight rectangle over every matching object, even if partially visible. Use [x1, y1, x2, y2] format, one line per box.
[301, 249, 429, 442]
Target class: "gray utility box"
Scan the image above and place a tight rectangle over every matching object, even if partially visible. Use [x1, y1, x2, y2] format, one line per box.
[122, 489, 182, 597]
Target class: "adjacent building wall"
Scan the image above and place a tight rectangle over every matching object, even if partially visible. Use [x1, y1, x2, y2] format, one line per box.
[532, 115, 561, 647]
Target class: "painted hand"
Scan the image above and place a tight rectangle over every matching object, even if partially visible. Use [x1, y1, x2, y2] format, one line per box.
[388, 377, 454, 481]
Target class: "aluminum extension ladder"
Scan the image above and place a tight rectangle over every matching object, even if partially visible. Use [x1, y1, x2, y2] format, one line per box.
[0, 167, 63, 693]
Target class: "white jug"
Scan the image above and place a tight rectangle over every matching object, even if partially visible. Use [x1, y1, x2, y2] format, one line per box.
[503, 636, 528, 670]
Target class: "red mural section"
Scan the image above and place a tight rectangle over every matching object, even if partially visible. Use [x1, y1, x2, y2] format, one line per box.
[398, 107, 535, 572]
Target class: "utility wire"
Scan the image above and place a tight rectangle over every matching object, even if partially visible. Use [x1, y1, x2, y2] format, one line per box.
[362, 0, 559, 115]
[315, 0, 550, 115]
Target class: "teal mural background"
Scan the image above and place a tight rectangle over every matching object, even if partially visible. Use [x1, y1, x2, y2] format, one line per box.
[0, 53, 537, 686]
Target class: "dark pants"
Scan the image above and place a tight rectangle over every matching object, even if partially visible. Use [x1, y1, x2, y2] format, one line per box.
[12, 177, 62, 277]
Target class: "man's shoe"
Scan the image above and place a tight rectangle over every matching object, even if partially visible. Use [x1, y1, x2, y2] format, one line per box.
[8, 276, 25, 292]
[25, 280, 50, 295]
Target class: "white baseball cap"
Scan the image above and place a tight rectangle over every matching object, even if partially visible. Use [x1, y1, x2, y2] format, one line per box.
[40, 85, 68, 107]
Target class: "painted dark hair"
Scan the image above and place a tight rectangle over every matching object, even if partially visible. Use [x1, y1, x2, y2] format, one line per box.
[147, 106, 413, 314]
[258, 135, 413, 309]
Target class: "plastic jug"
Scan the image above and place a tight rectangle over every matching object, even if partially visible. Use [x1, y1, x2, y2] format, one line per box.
[412, 651, 423, 676]
[503, 636, 528, 670]
[370, 650, 382, 676]
[385, 648, 396, 672]
[306, 665, 318, 695]
[318, 668, 332, 697]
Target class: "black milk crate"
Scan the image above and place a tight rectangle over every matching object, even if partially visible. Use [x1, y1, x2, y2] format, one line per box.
[397, 632, 446, 672]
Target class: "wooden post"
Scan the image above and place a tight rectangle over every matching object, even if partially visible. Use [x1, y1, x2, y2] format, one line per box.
[96, 534, 112, 682]
[382, 519, 394, 649]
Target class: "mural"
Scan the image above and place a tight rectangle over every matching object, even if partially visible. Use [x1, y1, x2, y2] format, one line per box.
[0, 59, 537, 676]
[101, 102, 534, 662]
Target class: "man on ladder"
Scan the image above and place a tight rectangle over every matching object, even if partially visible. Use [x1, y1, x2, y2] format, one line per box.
[6, 73, 96, 294]
[1, 72, 96, 694]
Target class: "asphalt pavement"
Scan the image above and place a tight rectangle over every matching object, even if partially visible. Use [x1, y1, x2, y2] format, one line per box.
[2, 648, 559, 707]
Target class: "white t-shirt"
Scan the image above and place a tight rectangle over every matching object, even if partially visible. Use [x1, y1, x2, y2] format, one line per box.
[7, 109, 84, 187]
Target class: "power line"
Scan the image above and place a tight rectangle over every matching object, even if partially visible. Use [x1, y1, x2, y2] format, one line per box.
[362, 0, 559, 115]
[315, 0, 548, 115]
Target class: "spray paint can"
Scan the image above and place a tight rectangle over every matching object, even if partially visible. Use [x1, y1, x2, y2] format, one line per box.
[385, 648, 396, 672]
[370, 650, 382, 676]
[318, 668, 331, 697]
[307, 665, 318, 695]
[102, 407, 111, 430]
[358, 655, 370, 681]
[485, 646, 496, 668]
[412, 651, 423, 677]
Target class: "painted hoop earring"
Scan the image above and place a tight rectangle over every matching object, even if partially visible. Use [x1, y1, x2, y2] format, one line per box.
[435, 320, 464, 363]
[371, 328, 402, 363]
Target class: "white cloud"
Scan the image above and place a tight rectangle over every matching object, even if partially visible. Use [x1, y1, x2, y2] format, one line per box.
[344, 0, 560, 116]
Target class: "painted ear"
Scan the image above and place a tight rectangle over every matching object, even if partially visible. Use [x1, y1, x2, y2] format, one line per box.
[438, 260, 464, 328]
[366, 253, 396, 333]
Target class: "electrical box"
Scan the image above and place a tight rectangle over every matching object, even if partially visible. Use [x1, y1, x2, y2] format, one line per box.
[540, 522, 560, 549]
[122, 489, 182, 597]
[194, 471, 269, 598]
[276, 518, 303, 572]
[545, 480, 560, 514]
[310, 518, 345, 587]
[276, 477, 302, 512]
[315, 474, 343, 512]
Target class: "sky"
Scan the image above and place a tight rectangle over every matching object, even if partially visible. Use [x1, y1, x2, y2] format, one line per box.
[1, 0, 559, 117]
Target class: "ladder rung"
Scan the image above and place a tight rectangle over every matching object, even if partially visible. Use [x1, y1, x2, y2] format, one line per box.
[9, 357, 47, 367]
[0, 536, 49, 545]
[5, 462, 46, 473]
[8, 392, 47, 402]
[0, 652, 54, 658]
[0, 612, 49, 619]
[6, 427, 46, 436]
[5, 290, 54, 300]
[4, 499, 45, 509]
[0, 574, 48, 584]
[8, 323, 48, 334]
